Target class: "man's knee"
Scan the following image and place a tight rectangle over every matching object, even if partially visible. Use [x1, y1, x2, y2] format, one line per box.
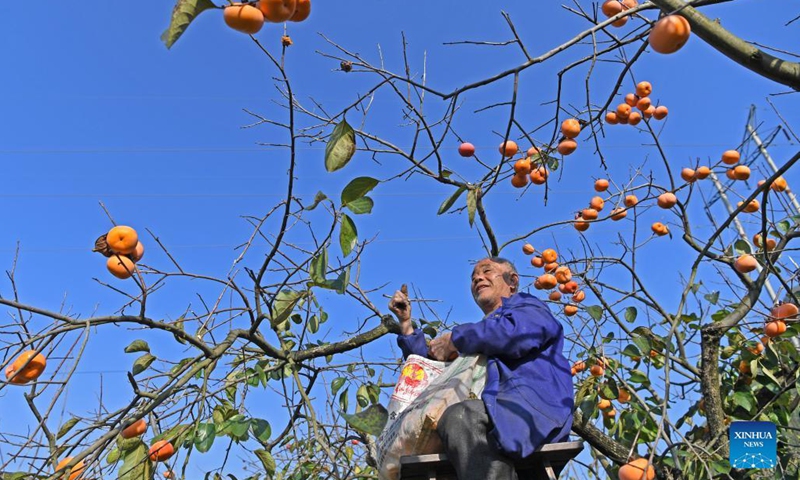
[437, 400, 484, 437]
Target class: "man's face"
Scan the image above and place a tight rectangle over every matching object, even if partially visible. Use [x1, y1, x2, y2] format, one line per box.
[470, 259, 516, 312]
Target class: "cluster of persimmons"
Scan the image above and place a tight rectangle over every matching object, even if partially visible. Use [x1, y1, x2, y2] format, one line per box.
[93, 226, 145, 280]
[223, 0, 311, 35]
[605, 81, 668, 126]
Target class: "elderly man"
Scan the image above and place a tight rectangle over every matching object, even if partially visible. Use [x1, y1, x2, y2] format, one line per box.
[388, 257, 573, 480]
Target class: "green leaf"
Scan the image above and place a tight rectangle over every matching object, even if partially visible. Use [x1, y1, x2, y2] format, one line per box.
[438, 186, 466, 215]
[334, 267, 349, 294]
[305, 191, 328, 211]
[733, 391, 755, 413]
[117, 440, 152, 480]
[161, 0, 216, 49]
[777, 220, 791, 234]
[250, 418, 272, 443]
[341, 177, 379, 206]
[194, 423, 216, 453]
[124, 340, 150, 354]
[254, 449, 276, 478]
[309, 315, 320, 334]
[632, 336, 652, 357]
[356, 384, 371, 408]
[628, 370, 650, 384]
[341, 404, 389, 436]
[466, 189, 478, 227]
[345, 196, 374, 215]
[586, 305, 603, 321]
[339, 388, 349, 412]
[332, 377, 346, 397]
[220, 415, 250, 440]
[624, 307, 637, 323]
[132, 353, 156, 376]
[269, 290, 307, 328]
[734, 239, 751, 255]
[704, 291, 720, 305]
[339, 214, 357, 257]
[173, 316, 187, 345]
[106, 447, 120, 465]
[325, 119, 357, 172]
[711, 309, 730, 322]
[57, 417, 80, 440]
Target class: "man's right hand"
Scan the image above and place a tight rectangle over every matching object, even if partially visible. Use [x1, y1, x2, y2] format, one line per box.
[389, 284, 413, 335]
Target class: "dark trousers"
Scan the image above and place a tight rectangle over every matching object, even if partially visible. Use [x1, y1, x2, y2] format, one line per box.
[436, 399, 519, 480]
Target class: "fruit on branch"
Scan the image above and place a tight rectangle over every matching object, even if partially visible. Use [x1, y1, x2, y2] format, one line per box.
[544, 262, 559, 273]
[527, 146, 541, 157]
[55, 457, 85, 480]
[582, 208, 599, 220]
[538, 274, 558, 290]
[624, 195, 638, 207]
[590, 365, 605, 377]
[549, 291, 562, 301]
[618, 457, 656, 480]
[129, 242, 145, 263]
[561, 118, 581, 139]
[726, 169, 737, 180]
[771, 176, 788, 192]
[627, 111, 642, 126]
[458, 142, 475, 157]
[557, 139, 577, 155]
[149, 440, 176, 462]
[642, 105, 656, 119]
[574, 220, 590, 232]
[765, 320, 787, 338]
[753, 233, 776, 251]
[601, 0, 623, 18]
[223, 4, 265, 34]
[589, 196, 605, 211]
[657, 192, 677, 209]
[636, 97, 651, 111]
[106, 226, 139, 255]
[511, 174, 528, 188]
[281, 35, 293, 47]
[514, 158, 532, 175]
[695, 166, 711, 179]
[721, 150, 740, 165]
[573, 360, 586, 372]
[734, 254, 758, 273]
[259, 0, 297, 23]
[531, 256, 544, 268]
[737, 199, 760, 213]
[598, 398, 612, 410]
[121, 419, 148, 439]
[610, 208, 627, 221]
[648, 15, 691, 54]
[4, 350, 47, 385]
[542, 249, 558, 263]
[771, 302, 799, 321]
[747, 342, 765, 355]
[289, 0, 311, 22]
[636, 81, 652, 97]
[621, 0, 638, 8]
[733, 165, 751, 180]
[572, 290, 586, 302]
[522, 243, 535, 255]
[595, 179, 610, 192]
[555, 266, 572, 284]
[653, 105, 668, 120]
[603, 408, 617, 419]
[617, 103, 632, 118]
[562, 281, 579, 294]
[651, 222, 669, 236]
[107, 255, 137, 280]
[617, 389, 631, 403]
[499, 140, 519, 157]
[564, 304, 579, 316]
[681, 168, 697, 183]
[605, 112, 619, 124]
[624, 93, 637, 107]
[530, 166, 549, 185]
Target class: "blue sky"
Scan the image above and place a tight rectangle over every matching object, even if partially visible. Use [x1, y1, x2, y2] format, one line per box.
[2, 0, 800, 477]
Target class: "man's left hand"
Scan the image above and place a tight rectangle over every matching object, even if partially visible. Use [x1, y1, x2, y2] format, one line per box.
[428, 332, 458, 361]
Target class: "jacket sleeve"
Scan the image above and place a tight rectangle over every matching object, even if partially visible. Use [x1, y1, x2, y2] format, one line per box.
[396, 328, 429, 359]
[450, 297, 562, 360]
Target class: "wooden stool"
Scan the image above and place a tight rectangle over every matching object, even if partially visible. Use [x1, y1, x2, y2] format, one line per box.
[399, 441, 584, 480]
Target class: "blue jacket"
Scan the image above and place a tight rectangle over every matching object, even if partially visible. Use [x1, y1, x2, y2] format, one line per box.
[397, 292, 573, 459]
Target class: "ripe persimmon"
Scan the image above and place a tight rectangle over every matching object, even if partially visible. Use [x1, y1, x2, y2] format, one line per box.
[589, 365, 605, 377]
[619, 458, 655, 480]
[605, 112, 619, 124]
[695, 166, 711, 179]
[223, 4, 265, 34]
[527, 146, 541, 157]
[522, 243, 535, 255]
[648, 14, 691, 54]
[772, 176, 788, 192]
[544, 262, 559, 273]
[555, 266, 572, 284]
[636, 97, 651, 111]
[681, 168, 696, 183]
[611, 208, 627, 221]
[533, 278, 544, 290]
[618, 114, 630, 125]
[149, 440, 175, 462]
[514, 158, 532, 175]
[747, 343, 765, 355]
[765, 320, 787, 338]
[595, 179, 610, 192]
[549, 291, 562, 301]
[573, 360, 586, 372]
[55, 457, 85, 480]
[734, 254, 758, 273]
[572, 290, 586, 302]
[726, 169, 737, 181]
[590, 196, 605, 211]
[772, 303, 798, 321]
[542, 249, 558, 263]
[289, 0, 311, 21]
[499, 140, 519, 157]
[561, 118, 581, 139]
[657, 192, 677, 209]
[651, 222, 669, 236]
[603, 408, 617, 419]
[612, 15, 629, 28]
[5, 350, 46, 385]
[624, 93, 637, 107]
[129, 242, 145, 263]
[458, 142, 475, 157]
[601, 0, 623, 17]
[582, 208, 599, 220]
[531, 256, 544, 268]
[636, 81, 652, 97]
[530, 166, 549, 185]
[107, 226, 139, 255]
[617, 389, 631, 403]
[511, 174, 528, 188]
[598, 398, 612, 410]
[557, 139, 577, 155]
[653, 105, 668, 120]
[121, 418, 147, 439]
[753, 233, 776, 251]
[621, 0, 638, 9]
[574, 220, 590, 232]
[538, 274, 558, 290]
[624, 195, 638, 207]
[721, 150, 740, 165]
[107, 255, 136, 280]
[617, 103, 632, 118]
[564, 304, 579, 316]
[733, 165, 750, 180]
[259, 0, 297, 22]
[562, 281, 579, 293]
[737, 199, 759, 213]
[628, 111, 642, 126]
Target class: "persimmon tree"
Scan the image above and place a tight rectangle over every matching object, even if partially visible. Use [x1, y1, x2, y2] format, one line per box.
[2, 1, 800, 480]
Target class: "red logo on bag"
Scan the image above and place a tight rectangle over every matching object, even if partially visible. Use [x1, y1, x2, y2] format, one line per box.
[400, 363, 426, 387]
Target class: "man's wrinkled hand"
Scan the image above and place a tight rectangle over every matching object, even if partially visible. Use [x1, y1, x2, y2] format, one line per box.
[388, 285, 411, 323]
[428, 332, 458, 361]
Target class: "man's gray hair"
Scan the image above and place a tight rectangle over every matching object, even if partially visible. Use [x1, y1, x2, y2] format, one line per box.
[480, 257, 519, 292]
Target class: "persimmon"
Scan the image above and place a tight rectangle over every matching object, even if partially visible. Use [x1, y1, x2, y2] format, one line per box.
[499, 140, 519, 157]
[527, 146, 541, 157]
[618, 458, 655, 480]
[564, 304, 579, 316]
[621, 0, 638, 9]
[738, 360, 751, 375]
[549, 291, 562, 301]
[289, 0, 310, 21]
[55, 457, 85, 480]
[589, 365, 605, 377]
[555, 266, 572, 284]
[561, 118, 581, 139]
[734, 254, 758, 273]
[570, 366, 577, 375]
[737, 199, 759, 213]
[573, 360, 586, 372]
[772, 302, 798, 321]
[598, 398, 612, 410]
[522, 243, 535, 255]
[149, 440, 175, 462]
[595, 179, 610, 192]
[107, 255, 136, 280]
[617, 389, 631, 403]
[121, 418, 147, 439]
[572, 290, 586, 303]
[574, 220, 590, 232]
[563, 280, 579, 294]
[223, 4, 265, 34]
[129, 242, 145, 263]
[605, 112, 619, 124]
[617, 103, 632, 117]
[618, 114, 630, 125]
[681, 168, 696, 183]
[458, 142, 475, 157]
[648, 14, 691, 54]
[753, 234, 776, 251]
[628, 112, 642, 126]
[541, 249, 558, 263]
[651, 222, 669, 236]
[511, 174, 528, 188]
[611, 208, 627, 221]
[533, 278, 543, 290]
[635, 97, 651, 111]
[531, 256, 544, 268]
[603, 408, 617, 418]
[259, 0, 297, 22]
[695, 166, 711, 179]
[590, 196, 605, 211]
[582, 208, 599, 220]
[514, 158, 532, 175]
[5, 350, 47, 385]
[544, 262, 559, 273]
[657, 192, 677, 209]
[636, 81, 652, 97]
[653, 105, 668, 120]
[106, 226, 139, 255]
[624, 93, 637, 107]
[530, 166, 549, 185]
[612, 16, 629, 28]
[601, 0, 623, 17]
[726, 169, 737, 181]
[765, 320, 787, 338]
[624, 195, 638, 207]
[557, 139, 577, 155]
[721, 150, 740, 165]
[747, 343, 765, 355]
[733, 165, 750, 180]
[538, 274, 558, 290]
[772, 176, 788, 192]
[642, 105, 656, 119]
